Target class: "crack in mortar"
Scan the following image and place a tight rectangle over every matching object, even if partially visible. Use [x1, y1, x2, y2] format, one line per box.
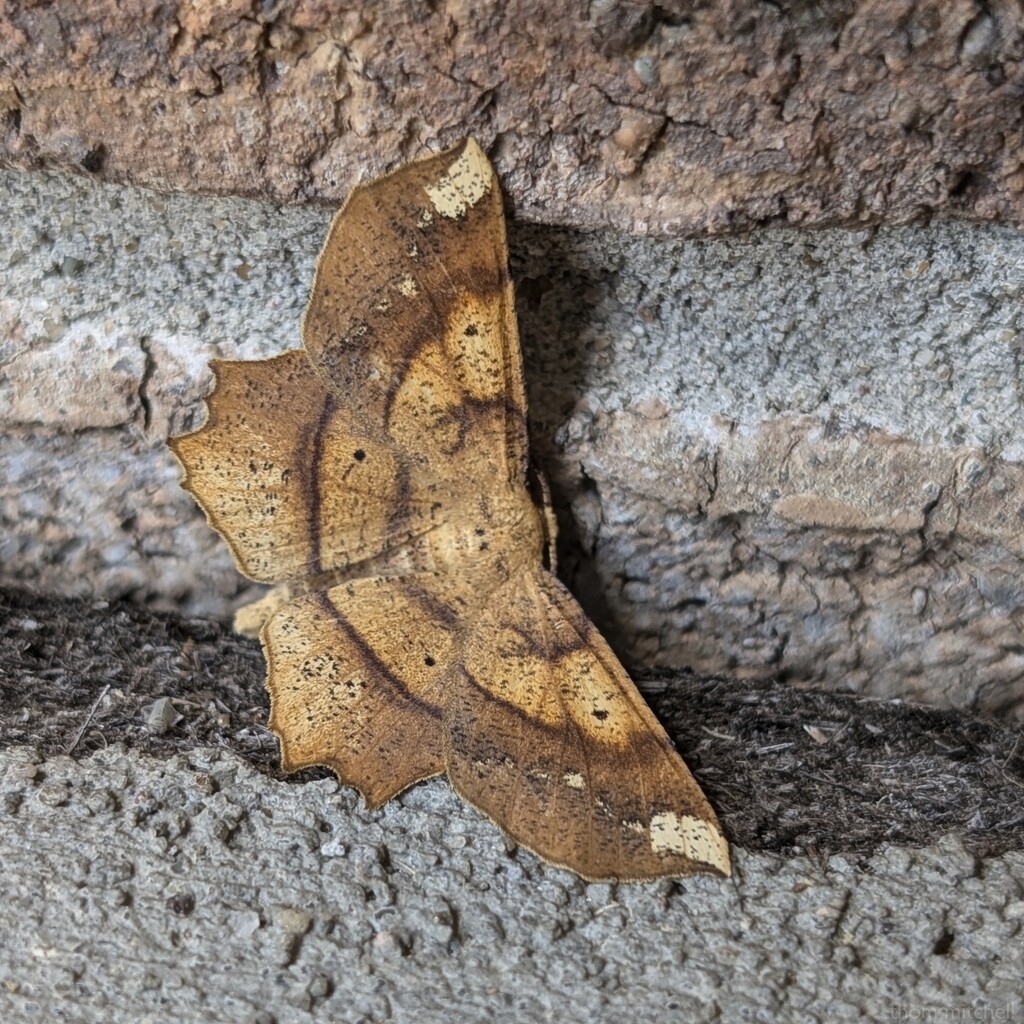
[137, 336, 156, 434]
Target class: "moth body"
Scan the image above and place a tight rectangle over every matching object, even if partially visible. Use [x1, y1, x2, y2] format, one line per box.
[417, 483, 547, 577]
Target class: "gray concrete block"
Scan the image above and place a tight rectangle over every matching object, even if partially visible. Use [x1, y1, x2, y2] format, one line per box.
[0, 745, 1019, 1023]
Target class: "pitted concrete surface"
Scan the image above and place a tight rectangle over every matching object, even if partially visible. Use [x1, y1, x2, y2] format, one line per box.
[5, 169, 1024, 714]
[1, 745, 1021, 1023]
[5, 170, 1024, 454]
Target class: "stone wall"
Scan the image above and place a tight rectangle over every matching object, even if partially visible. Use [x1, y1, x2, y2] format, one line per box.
[1, 1, 1022, 233]
[4, 168, 1024, 717]
[4, 1, 1024, 717]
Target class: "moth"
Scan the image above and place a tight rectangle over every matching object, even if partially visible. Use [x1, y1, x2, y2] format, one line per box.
[170, 139, 730, 880]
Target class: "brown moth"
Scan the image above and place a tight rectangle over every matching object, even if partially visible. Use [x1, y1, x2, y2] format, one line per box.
[170, 139, 730, 881]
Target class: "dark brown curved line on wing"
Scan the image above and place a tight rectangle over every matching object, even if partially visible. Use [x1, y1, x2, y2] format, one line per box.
[537, 574, 681, 757]
[380, 310, 445, 425]
[400, 579, 464, 630]
[378, 225, 510, 428]
[459, 665, 562, 734]
[503, 620, 588, 660]
[529, 569, 599, 870]
[441, 401, 475, 457]
[440, 395, 526, 462]
[385, 460, 412, 538]
[539, 576, 640, 685]
[317, 591, 444, 721]
[304, 393, 337, 576]
[456, 666, 667, 792]
[379, 317, 495, 432]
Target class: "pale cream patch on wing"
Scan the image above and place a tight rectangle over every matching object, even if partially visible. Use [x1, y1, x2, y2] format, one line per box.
[473, 755, 516, 773]
[443, 290, 509, 401]
[649, 811, 730, 873]
[398, 274, 419, 297]
[425, 140, 492, 218]
[387, 339, 464, 454]
[563, 772, 586, 790]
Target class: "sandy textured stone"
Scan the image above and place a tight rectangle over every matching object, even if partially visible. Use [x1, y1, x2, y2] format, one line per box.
[5, 169, 1024, 717]
[0, 744, 1020, 1023]
[1, 1, 1022, 235]
[563, 416, 1024, 716]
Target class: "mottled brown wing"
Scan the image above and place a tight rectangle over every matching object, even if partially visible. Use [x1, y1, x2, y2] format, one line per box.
[303, 138, 529, 486]
[170, 139, 529, 585]
[262, 572, 472, 807]
[169, 352, 455, 583]
[444, 569, 731, 881]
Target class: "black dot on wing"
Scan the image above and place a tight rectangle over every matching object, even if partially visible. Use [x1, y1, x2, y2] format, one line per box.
[465, 324, 478, 336]
[424, 656, 436, 667]
[354, 449, 366, 461]
[592, 709, 609, 721]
